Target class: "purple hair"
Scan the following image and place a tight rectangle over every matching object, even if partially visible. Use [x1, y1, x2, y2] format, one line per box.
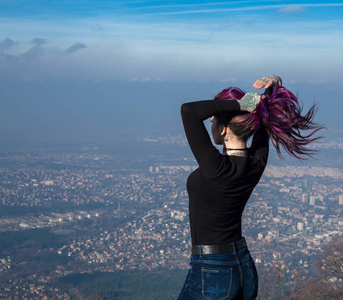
[214, 86, 323, 160]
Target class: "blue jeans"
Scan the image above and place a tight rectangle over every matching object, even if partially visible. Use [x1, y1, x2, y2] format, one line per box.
[177, 246, 258, 300]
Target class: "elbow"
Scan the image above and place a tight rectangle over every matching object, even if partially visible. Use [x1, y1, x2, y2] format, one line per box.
[181, 102, 192, 117]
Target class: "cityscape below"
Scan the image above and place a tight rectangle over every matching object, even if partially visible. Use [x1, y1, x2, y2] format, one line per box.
[0, 131, 342, 299]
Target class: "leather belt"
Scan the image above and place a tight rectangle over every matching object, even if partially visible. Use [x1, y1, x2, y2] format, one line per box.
[192, 238, 247, 256]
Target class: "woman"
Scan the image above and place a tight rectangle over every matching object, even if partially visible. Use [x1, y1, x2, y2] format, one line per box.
[177, 75, 322, 300]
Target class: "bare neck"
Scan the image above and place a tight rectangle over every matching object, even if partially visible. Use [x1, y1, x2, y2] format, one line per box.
[223, 137, 247, 155]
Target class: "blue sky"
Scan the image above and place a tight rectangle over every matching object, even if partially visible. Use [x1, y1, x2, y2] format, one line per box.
[1, 0, 342, 83]
[0, 1, 342, 147]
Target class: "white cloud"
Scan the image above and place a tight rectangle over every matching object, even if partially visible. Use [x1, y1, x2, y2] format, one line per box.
[129, 77, 164, 82]
[0, 37, 15, 52]
[219, 78, 238, 83]
[64, 42, 87, 54]
[150, 4, 281, 15]
[147, 3, 343, 16]
[132, 1, 256, 11]
[32, 38, 47, 46]
[278, 5, 307, 14]
[0, 26, 341, 84]
[21, 45, 44, 60]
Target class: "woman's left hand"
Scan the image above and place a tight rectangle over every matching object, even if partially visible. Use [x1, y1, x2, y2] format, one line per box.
[253, 75, 282, 89]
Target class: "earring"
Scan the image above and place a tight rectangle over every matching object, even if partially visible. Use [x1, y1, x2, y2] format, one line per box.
[224, 136, 229, 142]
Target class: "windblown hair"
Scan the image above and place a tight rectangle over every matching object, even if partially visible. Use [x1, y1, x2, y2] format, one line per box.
[214, 86, 323, 160]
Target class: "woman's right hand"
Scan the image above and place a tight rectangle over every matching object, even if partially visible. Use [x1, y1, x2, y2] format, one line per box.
[253, 75, 282, 89]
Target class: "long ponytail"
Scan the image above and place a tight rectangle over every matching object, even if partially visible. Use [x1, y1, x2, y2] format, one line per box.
[214, 86, 324, 160]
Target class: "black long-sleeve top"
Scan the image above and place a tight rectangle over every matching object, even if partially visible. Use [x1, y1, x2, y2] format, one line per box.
[181, 99, 269, 246]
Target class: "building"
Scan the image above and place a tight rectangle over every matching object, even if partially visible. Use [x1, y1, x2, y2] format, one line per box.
[302, 194, 308, 204]
[339, 195, 343, 205]
[309, 196, 316, 206]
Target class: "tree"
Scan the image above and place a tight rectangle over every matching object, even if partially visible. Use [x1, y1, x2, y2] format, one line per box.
[293, 235, 343, 299]
[257, 263, 287, 299]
